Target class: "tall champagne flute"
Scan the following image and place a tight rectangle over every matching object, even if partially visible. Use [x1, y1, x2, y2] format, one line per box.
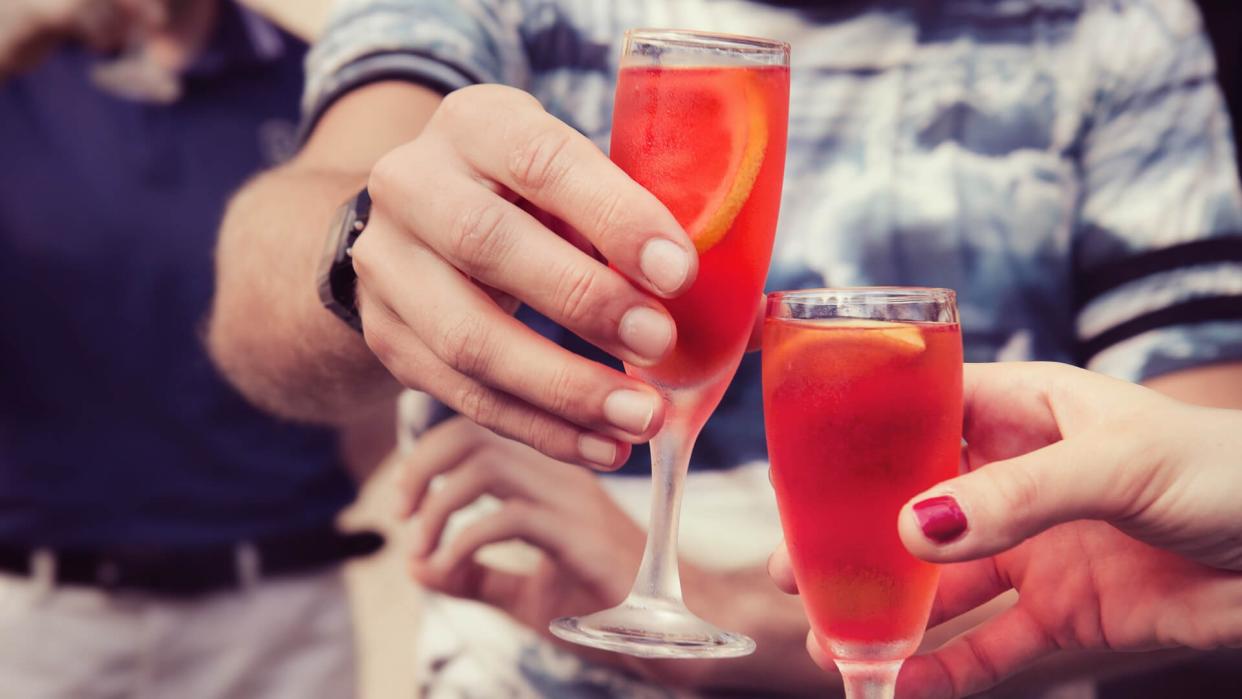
[549, 29, 789, 658]
[762, 288, 962, 698]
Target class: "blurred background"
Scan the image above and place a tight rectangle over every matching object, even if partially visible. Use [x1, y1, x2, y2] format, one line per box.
[307, 0, 1242, 692]
[0, 1, 1237, 699]
[280, 2, 1242, 695]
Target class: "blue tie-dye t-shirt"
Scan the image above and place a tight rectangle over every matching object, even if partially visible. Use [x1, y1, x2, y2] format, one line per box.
[302, 0, 1242, 472]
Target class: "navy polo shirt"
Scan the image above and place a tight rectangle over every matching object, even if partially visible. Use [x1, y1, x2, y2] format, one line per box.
[0, 4, 354, 549]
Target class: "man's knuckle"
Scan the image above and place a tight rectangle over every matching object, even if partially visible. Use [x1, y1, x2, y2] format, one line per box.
[436, 88, 475, 125]
[438, 86, 537, 137]
[349, 232, 383, 281]
[361, 310, 399, 363]
[367, 150, 407, 206]
[525, 416, 567, 458]
[584, 189, 628, 237]
[508, 127, 573, 193]
[456, 381, 499, 427]
[553, 264, 604, 325]
[440, 315, 494, 377]
[542, 364, 584, 417]
[450, 201, 512, 271]
[487, 403, 554, 457]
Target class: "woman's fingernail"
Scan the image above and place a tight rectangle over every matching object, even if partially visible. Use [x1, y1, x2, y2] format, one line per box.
[912, 495, 967, 544]
[618, 306, 674, 362]
[579, 434, 618, 468]
[603, 389, 657, 435]
[639, 238, 691, 295]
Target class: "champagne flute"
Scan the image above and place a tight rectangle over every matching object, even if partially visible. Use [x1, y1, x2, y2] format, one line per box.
[762, 288, 963, 698]
[549, 29, 790, 658]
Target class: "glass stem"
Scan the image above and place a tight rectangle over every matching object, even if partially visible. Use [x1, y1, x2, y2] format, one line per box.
[836, 660, 903, 699]
[627, 412, 695, 604]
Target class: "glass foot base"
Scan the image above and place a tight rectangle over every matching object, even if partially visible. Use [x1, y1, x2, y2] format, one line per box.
[550, 599, 756, 659]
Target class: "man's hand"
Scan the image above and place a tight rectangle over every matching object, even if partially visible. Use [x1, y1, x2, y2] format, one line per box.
[0, 0, 166, 78]
[356, 84, 697, 469]
[211, 80, 695, 465]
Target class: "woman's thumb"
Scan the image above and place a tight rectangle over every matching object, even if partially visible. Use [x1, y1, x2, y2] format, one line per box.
[898, 437, 1133, 563]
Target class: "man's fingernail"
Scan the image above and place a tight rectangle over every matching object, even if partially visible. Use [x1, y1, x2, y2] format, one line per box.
[619, 306, 674, 362]
[603, 389, 657, 435]
[639, 238, 691, 295]
[578, 434, 618, 468]
[912, 495, 967, 544]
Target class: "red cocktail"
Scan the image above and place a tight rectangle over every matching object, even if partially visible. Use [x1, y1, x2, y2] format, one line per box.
[762, 289, 962, 697]
[551, 30, 789, 659]
[612, 64, 788, 387]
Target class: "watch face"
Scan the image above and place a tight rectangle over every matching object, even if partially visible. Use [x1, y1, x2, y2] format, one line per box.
[316, 197, 354, 304]
[317, 192, 366, 331]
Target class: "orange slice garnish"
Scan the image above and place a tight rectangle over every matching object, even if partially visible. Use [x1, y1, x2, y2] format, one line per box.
[765, 318, 928, 374]
[611, 67, 769, 254]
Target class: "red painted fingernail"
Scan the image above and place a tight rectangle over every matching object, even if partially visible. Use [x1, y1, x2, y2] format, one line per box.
[913, 496, 967, 544]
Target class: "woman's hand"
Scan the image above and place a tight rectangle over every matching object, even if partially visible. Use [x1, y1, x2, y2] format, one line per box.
[768, 362, 1242, 698]
[901, 362, 1242, 571]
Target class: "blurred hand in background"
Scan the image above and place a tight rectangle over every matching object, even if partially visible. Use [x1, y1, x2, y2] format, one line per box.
[393, 416, 830, 693]
[0, 0, 167, 78]
[394, 416, 647, 632]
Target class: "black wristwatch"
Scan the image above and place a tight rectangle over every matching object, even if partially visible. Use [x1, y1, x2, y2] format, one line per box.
[316, 187, 371, 332]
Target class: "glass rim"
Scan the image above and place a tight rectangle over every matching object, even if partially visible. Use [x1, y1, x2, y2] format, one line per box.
[624, 28, 791, 56]
[766, 286, 958, 306]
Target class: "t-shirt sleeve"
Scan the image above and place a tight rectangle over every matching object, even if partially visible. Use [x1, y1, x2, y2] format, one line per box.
[299, 0, 530, 138]
[1073, 0, 1242, 383]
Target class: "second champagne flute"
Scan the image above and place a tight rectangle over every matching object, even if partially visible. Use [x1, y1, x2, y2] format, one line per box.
[549, 29, 789, 658]
[762, 288, 963, 698]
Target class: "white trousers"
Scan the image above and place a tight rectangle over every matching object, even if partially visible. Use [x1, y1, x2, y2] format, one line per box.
[0, 567, 355, 699]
